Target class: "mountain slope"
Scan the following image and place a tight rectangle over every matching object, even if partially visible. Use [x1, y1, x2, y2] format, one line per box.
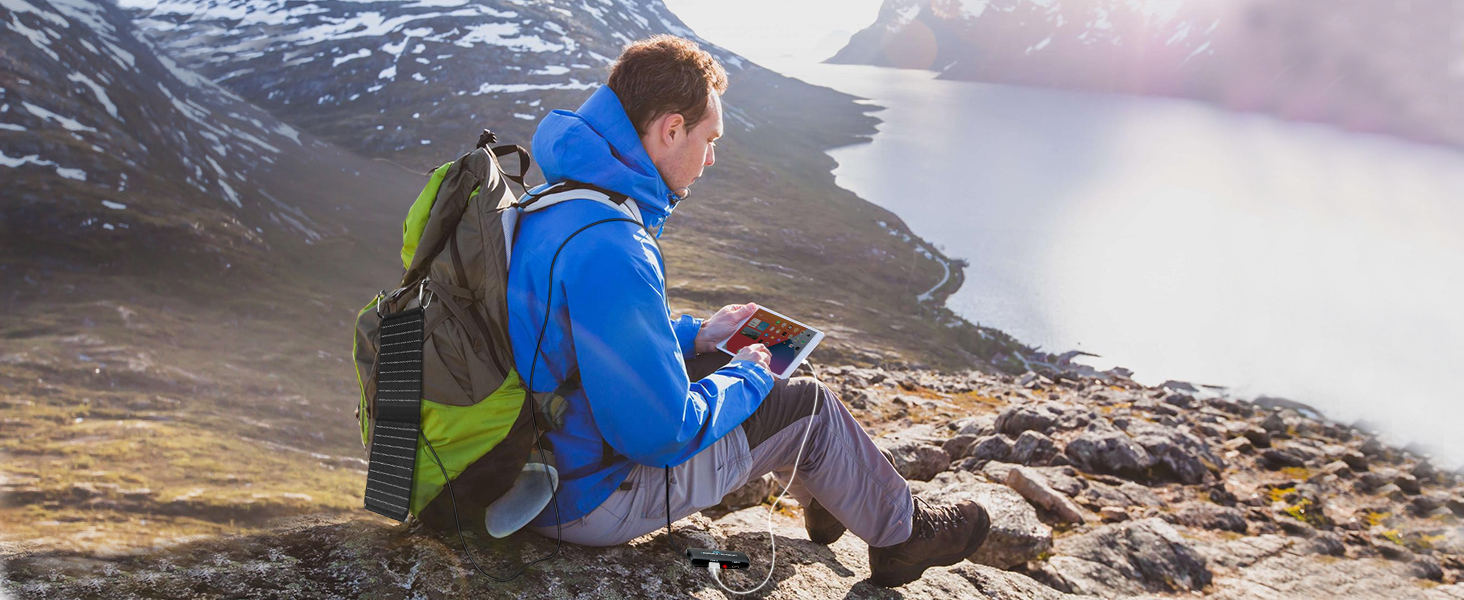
[829, 0, 1464, 150]
[0, 0, 427, 285]
[116, 0, 1014, 368]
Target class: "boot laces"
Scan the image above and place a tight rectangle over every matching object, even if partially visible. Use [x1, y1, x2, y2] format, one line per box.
[911, 496, 966, 540]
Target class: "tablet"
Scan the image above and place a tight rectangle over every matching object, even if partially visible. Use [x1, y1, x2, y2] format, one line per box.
[716, 307, 825, 379]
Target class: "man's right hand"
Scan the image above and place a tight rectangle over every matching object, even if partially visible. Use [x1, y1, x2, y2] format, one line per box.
[731, 343, 772, 373]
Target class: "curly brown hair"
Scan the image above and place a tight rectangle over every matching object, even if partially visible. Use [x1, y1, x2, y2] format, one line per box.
[607, 35, 729, 138]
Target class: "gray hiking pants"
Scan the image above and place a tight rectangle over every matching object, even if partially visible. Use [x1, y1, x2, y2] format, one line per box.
[525, 352, 914, 548]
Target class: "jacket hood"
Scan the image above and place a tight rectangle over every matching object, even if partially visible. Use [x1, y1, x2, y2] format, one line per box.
[531, 86, 681, 235]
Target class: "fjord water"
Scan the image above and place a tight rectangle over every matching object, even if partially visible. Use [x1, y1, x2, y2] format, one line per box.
[775, 62, 1464, 462]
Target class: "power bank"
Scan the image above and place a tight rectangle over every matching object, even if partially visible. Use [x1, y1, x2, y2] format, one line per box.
[685, 548, 750, 570]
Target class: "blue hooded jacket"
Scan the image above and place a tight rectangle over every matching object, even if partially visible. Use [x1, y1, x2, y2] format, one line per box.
[508, 86, 774, 529]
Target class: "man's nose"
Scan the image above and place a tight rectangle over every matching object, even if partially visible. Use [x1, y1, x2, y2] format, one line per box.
[704, 145, 715, 167]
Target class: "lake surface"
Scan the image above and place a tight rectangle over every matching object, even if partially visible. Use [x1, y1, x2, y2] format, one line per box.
[770, 61, 1464, 463]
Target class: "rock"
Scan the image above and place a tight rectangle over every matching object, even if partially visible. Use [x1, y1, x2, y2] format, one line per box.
[1241, 426, 1273, 448]
[942, 434, 981, 461]
[1172, 503, 1249, 533]
[1356, 469, 1392, 491]
[1411, 461, 1437, 482]
[849, 388, 880, 409]
[1045, 518, 1212, 596]
[1359, 437, 1386, 457]
[1317, 460, 1353, 478]
[1223, 436, 1255, 454]
[1394, 473, 1422, 495]
[881, 440, 950, 482]
[1338, 449, 1369, 471]
[921, 471, 1053, 569]
[941, 563, 1087, 600]
[968, 435, 1014, 464]
[981, 460, 1017, 483]
[995, 401, 1094, 436]
[713, 473, 775, 512]
[1077, 477, 1163, 510]
[1412, 556, 1445, 581]
[1064, 421, 1156, 479]
[1006, 466, 1087, 524]
[1370, 482, 1405, 499]
[1447, 496, 1464, 518]
[1308, 531, 1347, 556]
[1408, 493, 1447, 517]
[1261, 411, 1289, 435]
[1162, 393, 1194, 408]
[1099, 507, 1129, 522]
[1261, 448, 1307, 470]
[1031, 466, 1087, 498]
[1010, 430, 1060, 466]
[954, 415, 997, 437]
[1117, 418, 1224, 484]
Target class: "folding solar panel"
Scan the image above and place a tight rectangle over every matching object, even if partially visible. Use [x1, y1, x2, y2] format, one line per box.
[364, 307, 424, 521]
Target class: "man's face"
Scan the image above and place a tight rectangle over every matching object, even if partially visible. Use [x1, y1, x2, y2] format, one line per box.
[643, 92, 723, 197]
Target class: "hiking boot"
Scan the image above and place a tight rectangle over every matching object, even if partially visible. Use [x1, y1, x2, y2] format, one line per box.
[804, 497, 846, 545]
[867, 495, 990, 588]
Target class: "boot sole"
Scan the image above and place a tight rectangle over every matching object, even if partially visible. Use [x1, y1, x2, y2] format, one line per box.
[869, 506, 991, 588]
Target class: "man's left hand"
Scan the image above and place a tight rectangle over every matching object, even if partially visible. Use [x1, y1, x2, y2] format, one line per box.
[694, 303, 758, 355]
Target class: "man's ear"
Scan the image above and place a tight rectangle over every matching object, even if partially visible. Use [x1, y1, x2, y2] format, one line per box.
[663, 112, 685, 144]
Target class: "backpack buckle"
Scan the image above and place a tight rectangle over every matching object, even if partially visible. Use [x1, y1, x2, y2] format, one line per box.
[418, 278, 435, 309]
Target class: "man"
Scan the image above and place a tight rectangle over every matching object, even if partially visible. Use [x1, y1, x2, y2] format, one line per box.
[509, 35, 989, 588]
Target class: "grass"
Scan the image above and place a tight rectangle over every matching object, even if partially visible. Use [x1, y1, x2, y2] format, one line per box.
[1280, 466, 1313, 481]
[0, 291, 374, 555]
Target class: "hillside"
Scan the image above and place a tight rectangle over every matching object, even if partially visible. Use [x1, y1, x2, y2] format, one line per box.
[7, 362, 1464, 598]
[828, 0, 1464, 151]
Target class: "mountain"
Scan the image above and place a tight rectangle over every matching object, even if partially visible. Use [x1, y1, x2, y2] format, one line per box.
[828, 0, 1464, 150]
[110, 0, 1012, 367]
[0, 0, 425, 289]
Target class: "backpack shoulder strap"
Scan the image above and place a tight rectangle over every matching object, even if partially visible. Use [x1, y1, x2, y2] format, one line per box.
[515, 180, 642, 227]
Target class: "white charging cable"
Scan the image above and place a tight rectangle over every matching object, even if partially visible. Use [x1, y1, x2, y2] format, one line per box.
[704, 384, 822, 594]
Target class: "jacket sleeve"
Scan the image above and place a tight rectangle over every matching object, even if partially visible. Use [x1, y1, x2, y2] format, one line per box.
[671, 314, 703, 356]
[562, 224, 773, 468]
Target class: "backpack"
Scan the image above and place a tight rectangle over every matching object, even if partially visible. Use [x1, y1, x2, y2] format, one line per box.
[350, 130, 643, 536]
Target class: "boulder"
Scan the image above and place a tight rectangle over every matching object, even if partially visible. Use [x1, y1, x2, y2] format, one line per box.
[1261, 448, 1307, 470]
[921, 471, 1053, 569]
[1044, 518, 1212, 597]
[1006, 466, 1087, 524]
[712, 474, 775, 512]
[1010, 430, 1061, 466]
[1116, 418, 1224, 484]
[1064, 422, 1156, 479]
[1394, 472, 1422, 495]
[995, 401, 1095, 436]
[1241, 426, 1273, 448]
[1077, 477, 1163, 509]
[942, 434, 980, 461]
[1338, 449, 1369, 472]
[1261, 411, 1290, 435]
[1171, 503, 1249, 533]
[969, 435, 1014, 464]
[882, 440, 950, 482]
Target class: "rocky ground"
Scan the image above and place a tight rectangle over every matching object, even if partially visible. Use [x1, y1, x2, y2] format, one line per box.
[5, 358, 1463, 599]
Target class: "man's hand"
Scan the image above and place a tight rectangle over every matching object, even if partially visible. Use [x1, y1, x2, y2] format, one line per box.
[730, 343, 772, 373]
[693, 303, 759, 355]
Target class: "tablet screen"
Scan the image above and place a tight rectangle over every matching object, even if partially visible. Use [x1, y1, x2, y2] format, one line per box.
[720, 308, 819, 376]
